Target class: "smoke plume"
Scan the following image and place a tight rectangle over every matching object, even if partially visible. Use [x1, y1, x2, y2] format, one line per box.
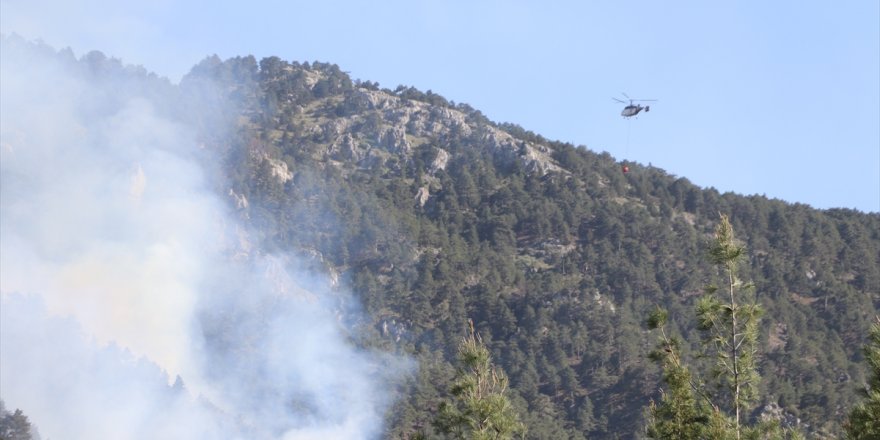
[0, 36, 405, 439]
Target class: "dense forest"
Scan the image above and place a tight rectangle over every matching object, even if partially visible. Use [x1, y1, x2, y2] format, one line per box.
[2, 37, 878, 439]
[186, 53, 879, 439]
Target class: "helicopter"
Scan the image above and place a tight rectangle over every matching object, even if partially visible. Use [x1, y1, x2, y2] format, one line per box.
[613, 93, 657, 118]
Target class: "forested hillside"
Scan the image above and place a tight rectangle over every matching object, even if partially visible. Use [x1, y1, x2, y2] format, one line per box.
[181, 54, 878, 439]
[4, 38, 879, 438]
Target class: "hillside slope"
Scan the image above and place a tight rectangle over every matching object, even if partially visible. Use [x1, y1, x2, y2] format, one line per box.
[3, 39, 877, 439]
[180, 54, 879, 438]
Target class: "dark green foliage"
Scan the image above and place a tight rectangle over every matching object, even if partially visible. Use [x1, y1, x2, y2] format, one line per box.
[845, 316, 880, 439]
[646, 307, 669, 330]
[435, 323, 526, 440]
[646, 218, 804, 440]
[0, 401, 36, 440]
[14, 39, 876, 438]
[699, 216, 763, 436]
[175, 56, 880, 436]
[646, 309, 707, 440]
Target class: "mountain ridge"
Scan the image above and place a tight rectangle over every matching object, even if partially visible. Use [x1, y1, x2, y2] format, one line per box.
[187, 52, 880, 438]
[182, 53, 877, 438]
[2, 37, 878, 438]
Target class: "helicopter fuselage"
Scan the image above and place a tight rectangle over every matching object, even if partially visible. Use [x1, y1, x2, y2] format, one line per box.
[621, 105, 648, 117]
[614, 94, 655, 117]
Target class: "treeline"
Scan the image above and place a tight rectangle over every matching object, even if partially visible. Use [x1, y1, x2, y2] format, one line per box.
[6, 39, 877, 438]
[179, 54, 880, 438]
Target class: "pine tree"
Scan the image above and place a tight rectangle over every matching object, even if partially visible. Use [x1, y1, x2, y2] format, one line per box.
[645, 307, 708, 440]
[646, 215, 803, 440]
[0, 401, 34, 440]
[698, 214, 763, 438]
[845, 316, 880, 439]
[434, 321, 525, 440]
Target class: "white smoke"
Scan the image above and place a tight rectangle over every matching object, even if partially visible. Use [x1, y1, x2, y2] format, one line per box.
[0, 36, 406, 439]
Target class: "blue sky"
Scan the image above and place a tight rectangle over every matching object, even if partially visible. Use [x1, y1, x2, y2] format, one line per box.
[3, 1, 878, 212]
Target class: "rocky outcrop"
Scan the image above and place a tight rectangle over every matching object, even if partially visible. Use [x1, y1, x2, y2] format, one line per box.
[321, 119, 353, 142]
[349, 89, 395, 111]
[767, 322, 788, 351]
[329, 133, 366, 162]
[380, 318, 408, 342]
[430, 148, 449, 172]
[415, 186, 430, 207]
[228, 188, 249, 210]
[380, 126, 410, 154]
[260, 83, 566, 178]
[267, 157, 293, 183]
[755, 402, 801, 430]
[480, 128, 563, 175]
[363, 93, 563, 175]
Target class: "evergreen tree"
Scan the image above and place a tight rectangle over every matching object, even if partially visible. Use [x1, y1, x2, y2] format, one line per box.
[646, 216, 803, 440]
[645, 307, 709, 440]
[845, 316, 880, 440]
[435, 321, 525, 440]
[0, 400, 35, 440]
[698, 214, 763, 438]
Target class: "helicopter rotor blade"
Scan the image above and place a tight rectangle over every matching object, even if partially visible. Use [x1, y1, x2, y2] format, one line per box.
[612, 98, 626, 104]
[621, 92, 630, 99]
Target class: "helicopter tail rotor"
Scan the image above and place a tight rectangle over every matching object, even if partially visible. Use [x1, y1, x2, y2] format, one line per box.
[645, 106, 650, 112]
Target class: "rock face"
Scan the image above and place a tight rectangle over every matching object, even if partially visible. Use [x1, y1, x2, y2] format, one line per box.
[228, 188, 249, 210]
[349, 89, 395, 111]
[383, 99, 561, 175]
[266, 157, 293, 183]
[380, 126, 410, 154]
[430, 148, 449, 172]
[254, 72, 566, 178]
[329, 133, 365, 162]
[768, 322, 788, 351]
[226, 67, 572, 240]
[479, 128, 562, 175]
[756, 402, 801, 430]
[415, 186, 430, 207]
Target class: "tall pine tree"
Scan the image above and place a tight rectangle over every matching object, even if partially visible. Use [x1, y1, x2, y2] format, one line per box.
[645, 307, 708, 440]
[698, 214, 763, 438]
[845, 316, 880, 439]
[646, 215, 803, 440]
[434, 321, 525, 440]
